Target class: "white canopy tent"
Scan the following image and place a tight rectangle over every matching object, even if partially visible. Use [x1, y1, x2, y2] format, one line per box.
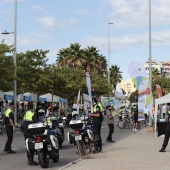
[154, 93, 170, 137]
[23, 92, 37, 102]
[40, 93, 60, 103]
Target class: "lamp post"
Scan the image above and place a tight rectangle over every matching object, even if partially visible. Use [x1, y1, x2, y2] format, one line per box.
[149, 0, 152, 126]
[2, 0, 17, 123]
[108, 22, 114, 85]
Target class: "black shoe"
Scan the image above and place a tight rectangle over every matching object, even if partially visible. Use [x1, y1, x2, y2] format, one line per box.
[28, 161, 39, 166]
[98, 147, 102, 152]
[110, 140, 116, 143]
[7, 150, 16, 153]
[92, 150, 98, 154]
[106, 139, 114, 143]
[3, 148, 7, 152]
[159, 148, 166, 152]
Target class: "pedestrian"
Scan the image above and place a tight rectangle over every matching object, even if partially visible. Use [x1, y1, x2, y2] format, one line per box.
[106, 105, 115, 143]
[132, 104, 138, 132]
[3, 102, 16, 153]
[89, 95, 104, 153]
[118, 106, 123, 127]
[159, 110, 170, 152]
[22, 104, 38, 165]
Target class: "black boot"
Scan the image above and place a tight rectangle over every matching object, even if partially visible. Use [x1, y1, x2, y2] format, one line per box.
[159, 147, 166, 152]
[28, 158, 38, 166]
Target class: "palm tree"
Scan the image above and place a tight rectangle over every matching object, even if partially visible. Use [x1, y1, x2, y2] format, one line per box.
[110, 65, 122, 90]
[152, 68, 160, 81]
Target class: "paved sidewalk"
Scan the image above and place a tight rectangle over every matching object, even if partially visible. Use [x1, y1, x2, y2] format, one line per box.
[59, 127, 170, 170]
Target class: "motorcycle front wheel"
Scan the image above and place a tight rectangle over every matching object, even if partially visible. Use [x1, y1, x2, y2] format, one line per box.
[38, 150, 49, 168]
[52, 149, 59, 163]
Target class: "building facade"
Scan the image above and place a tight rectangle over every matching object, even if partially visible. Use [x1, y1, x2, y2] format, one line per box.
[143, 60, 170, 78]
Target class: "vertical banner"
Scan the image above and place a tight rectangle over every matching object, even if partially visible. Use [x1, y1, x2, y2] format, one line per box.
[128, 61, 153, 119]
[83, 93, 90, 112]
[156, 84, 162, 98]
[76, 89, 81, 115]
[86, 72, 93, 113]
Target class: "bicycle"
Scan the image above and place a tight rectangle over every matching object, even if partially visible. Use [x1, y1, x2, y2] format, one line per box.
[0, 120, 5, 136]
[118, 116, 133, 129]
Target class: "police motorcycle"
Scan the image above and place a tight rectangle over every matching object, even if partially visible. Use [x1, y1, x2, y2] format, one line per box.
[67, 112, 94, 156]
[51, 116, 65, 147]
[26, 117, 59, 168]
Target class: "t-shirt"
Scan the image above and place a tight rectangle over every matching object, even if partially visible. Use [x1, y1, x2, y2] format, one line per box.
[106, 110, 114, 124]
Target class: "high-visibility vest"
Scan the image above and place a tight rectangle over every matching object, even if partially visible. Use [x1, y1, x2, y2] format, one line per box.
[93, 102, 103, 112]
[5, 108, 12, 118]
[168, 111, 170, 114]
[118, 109, 122, 116]
[23, 111, 34, 121]
[111, 111, 115, 116]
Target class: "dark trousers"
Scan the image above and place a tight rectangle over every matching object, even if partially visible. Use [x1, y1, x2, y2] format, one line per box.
[23, 128, 34, 161]
[162, 129, 170, 148]
[93, 123, 102, 151]
[5, 124, 13, 151]
[107, 124, 114, 141]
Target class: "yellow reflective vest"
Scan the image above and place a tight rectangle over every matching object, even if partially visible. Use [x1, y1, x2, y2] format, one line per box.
[23, 111, 34, 121]
[5, 108, 12, 118]
[93, 102, 104, 113]
[118, 109, 123, 116]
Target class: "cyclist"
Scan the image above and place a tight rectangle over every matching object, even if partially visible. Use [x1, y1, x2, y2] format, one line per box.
[132, 104, 138, 132]
[118, 107, 123, 127]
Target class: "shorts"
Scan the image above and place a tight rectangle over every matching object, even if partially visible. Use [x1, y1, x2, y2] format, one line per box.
[144, 114, 147, 119]
[134, 115, 138, 123]
[119, 116, 122, 121]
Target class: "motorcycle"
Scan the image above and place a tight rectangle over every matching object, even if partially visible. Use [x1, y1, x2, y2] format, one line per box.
[26, 121, 59, 168]
[51, 117, 65, 148]
[67, 113, 94, 156]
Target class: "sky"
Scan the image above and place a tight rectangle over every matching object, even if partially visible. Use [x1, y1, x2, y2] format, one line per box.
[1, 0, 170, 82]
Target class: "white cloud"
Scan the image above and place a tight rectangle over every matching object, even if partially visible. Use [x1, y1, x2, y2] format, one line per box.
[59, 18, 79, 28]
[82, 30, 170, 52]
[106, 0, 170, 28]
[0, 0, 24, 5]
[34, 16, 56, 30]
[32, 4, 45, 11]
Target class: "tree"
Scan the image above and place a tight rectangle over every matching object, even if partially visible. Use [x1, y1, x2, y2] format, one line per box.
[56, 43, 107, 75]
[110, 65, 122, 90]
[0, 40, 14, 91]
[152, 68, 160, 81]
[17, 49, 49, 94]
[129, 90, 138, 103]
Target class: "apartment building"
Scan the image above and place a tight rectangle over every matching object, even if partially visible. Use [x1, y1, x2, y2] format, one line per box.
[143, 60, 170, 77]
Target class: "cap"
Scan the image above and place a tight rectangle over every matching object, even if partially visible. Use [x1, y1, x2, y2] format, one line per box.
[9, 102, 14, 106]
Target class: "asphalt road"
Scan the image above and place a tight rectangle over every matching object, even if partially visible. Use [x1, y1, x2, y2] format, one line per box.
[0, 117, 141, 170]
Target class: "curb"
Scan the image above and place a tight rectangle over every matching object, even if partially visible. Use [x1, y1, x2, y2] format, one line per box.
[58, 159, 82, 170]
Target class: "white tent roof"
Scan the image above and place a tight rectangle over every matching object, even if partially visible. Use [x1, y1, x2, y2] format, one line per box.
[23, 92, 37, 102]
[154, 93, 170, 137]
[40, 93, 60, 102]
[155, 93, 170, 105]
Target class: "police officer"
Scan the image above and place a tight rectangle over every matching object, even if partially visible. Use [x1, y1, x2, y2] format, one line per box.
[22, 104, 38, 165]
[3, 102, 16, 153]
[89, 95, 103, 153]
[132, 104, 138, 132]
[159, 110, 170, 152]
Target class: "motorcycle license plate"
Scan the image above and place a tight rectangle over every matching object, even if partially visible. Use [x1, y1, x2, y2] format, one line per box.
[35, 142, 43, 149]
[75, 135, 82, 141]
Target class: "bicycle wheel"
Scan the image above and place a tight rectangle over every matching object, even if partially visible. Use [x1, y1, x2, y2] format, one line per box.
[118, 121, 124, 129]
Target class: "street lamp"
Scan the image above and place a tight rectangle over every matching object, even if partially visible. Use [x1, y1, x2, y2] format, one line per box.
[2, 0, 17, 123]
[149, 0, 152, 127]
[108, 22, 114, 85]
